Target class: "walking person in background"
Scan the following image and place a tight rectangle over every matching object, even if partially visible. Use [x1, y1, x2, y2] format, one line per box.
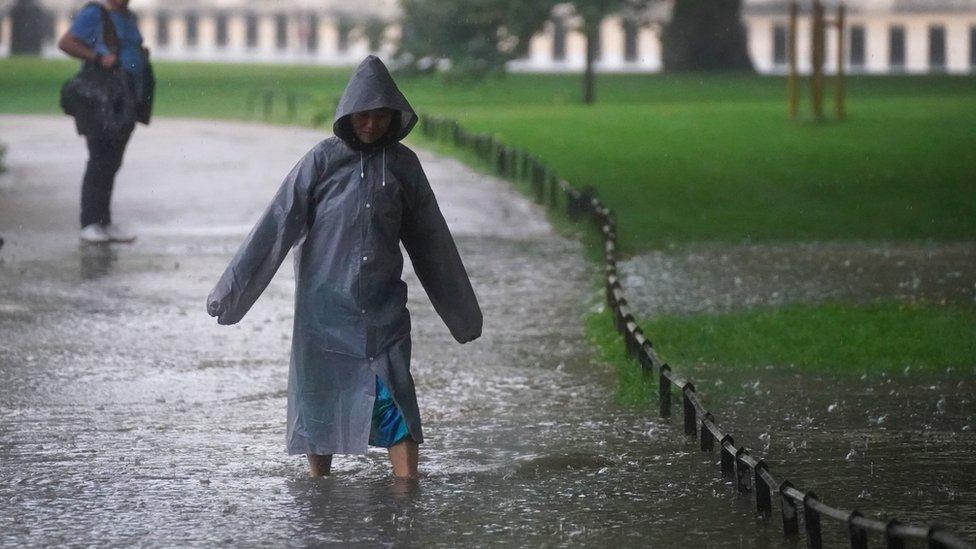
[207, 56, 482, 479]
[58, 0, 151, 244]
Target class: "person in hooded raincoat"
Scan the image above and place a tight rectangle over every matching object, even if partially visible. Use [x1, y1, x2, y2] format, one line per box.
[207, 56, 482, 478]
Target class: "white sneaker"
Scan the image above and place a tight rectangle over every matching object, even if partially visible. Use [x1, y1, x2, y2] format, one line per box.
[80, 223, 111, 244]
[103, 223, 136, 243]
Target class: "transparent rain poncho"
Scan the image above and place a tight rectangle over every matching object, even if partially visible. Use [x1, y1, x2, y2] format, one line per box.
[207, 56, 482, 455]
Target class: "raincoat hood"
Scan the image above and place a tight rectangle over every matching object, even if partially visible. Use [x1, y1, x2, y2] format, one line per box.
[333, 56, 417, 150]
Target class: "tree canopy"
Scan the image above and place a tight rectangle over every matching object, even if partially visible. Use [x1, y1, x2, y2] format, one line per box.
[396, 0, 556, 78]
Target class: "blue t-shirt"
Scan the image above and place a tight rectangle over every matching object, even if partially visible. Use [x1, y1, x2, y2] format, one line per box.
[69, 3, 145, 82]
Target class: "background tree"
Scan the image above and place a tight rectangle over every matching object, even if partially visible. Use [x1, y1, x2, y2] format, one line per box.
[662, 0, 753, 71]
[397, 0, 556, 78]
[358, 17, 388, 53]
[566, 0, 652, 104]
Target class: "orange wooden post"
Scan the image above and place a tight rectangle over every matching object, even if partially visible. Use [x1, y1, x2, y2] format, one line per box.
[811, 0, 826, 122]
[788, 1, 799, 119]
[835, 3, 846, 120]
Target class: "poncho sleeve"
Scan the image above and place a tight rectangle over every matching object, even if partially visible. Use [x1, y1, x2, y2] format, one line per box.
[400, 153, 483, 343]
[206, 146, 323, 325]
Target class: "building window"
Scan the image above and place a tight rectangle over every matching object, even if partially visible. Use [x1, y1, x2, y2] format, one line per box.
[306, 13, 318, 52]
[156, 12, 169, 47]
[773, 24, 788, 66]
[889, 25, 905, 69]
[971, 26, 976, 69]
[185, 13, 198, 47]
[553, 18, 566, 61]
[849, 25, 865, 67]
[246, 13, 258, 48]
[275, 13, 287, 49]
[215, 13, 228, 47]
[623, 19, 638, 62]
[929, 25, 946, 70]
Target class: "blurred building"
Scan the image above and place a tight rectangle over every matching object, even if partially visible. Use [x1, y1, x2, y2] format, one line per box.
[747, 0, 976, 73]
[0, 0, 399, 63]
[0, 0, 974, 74]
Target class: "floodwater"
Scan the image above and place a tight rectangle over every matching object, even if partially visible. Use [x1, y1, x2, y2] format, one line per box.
[620, 242, 976, 317]
[617, 240, 976, 543]
[1, 117, 973, 546]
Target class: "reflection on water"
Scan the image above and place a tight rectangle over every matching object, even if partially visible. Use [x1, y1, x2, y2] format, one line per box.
[79, 243, 117, 280]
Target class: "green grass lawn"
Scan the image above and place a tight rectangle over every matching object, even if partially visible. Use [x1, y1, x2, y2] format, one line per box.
[589, 301, 976, 406]
[3, 57, 974, 252]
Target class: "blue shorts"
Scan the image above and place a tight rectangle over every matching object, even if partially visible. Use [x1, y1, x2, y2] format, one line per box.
[369, 377, 411, 448]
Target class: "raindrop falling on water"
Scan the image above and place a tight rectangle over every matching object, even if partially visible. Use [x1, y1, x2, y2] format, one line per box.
[845, 449, 857, 461]
[827, 403, 839, 413]
[936, 397, 947, 415]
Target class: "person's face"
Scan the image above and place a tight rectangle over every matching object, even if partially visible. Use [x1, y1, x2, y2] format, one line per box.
[108, 0, 129, 9]
[351, 109, 394, 144]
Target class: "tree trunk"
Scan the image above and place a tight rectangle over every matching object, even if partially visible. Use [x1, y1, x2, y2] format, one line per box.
[583, 19, 598, 104]
[662, 0, 753, 72]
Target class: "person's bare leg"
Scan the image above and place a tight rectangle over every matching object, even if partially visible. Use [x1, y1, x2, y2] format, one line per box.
[307, 453, 333, 477]
[387, 439, 418, 479]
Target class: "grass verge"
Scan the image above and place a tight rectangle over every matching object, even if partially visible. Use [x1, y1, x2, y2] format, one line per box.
[641, 301, 976, 376]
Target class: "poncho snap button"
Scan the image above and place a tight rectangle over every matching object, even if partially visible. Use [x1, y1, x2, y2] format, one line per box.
[365, 203, 371, 208]
[362, 256, 368, 261]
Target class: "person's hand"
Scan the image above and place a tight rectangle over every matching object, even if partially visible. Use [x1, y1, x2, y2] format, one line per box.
[99, 53, 118, 69]
[207, 298, 224, 318]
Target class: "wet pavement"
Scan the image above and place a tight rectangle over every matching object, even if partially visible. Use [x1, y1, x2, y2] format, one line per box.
[1, 116, 974, 547]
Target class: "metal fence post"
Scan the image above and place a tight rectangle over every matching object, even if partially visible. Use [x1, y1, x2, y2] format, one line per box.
[659, 364, 672, 417]
[638, 344, 655, 374]
[548, 169, 559, 207]
[886, 519, 906, 549]
[848, 511, 868, 549]
[804, 491, 823, 549]
[286, 92, 297, 121]
[263, 90, 274, 119]
[735, 448, 752, 493]
[682, 383, 697, 436]
[780, 481, 800, 539]
[700, 412, 715, 452]
[720, 435, 735, 478]
[755, 460, 772, 519]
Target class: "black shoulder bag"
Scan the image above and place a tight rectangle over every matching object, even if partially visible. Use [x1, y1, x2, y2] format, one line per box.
[60, 2, 136, 138]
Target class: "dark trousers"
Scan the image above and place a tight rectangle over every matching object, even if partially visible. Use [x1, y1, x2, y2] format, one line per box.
[81, 132, 131, 228]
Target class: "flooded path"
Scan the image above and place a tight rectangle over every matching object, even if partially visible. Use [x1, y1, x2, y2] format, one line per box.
[1, 116, 802, 547]
[619, 244, 976, 542]
[620, 242, 976, 317]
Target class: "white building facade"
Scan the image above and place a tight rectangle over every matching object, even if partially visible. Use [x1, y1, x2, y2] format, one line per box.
[748, 0, 976, 74]
[1, 0, 974, 74]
